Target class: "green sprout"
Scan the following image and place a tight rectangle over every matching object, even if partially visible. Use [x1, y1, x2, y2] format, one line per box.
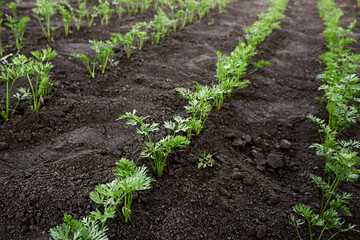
[7, 0, 22, 18]
[98, 0, 114, 25]
[0, 55, 28, 122]
[70, 40, 116, 78]
[73, 2, 87, 32]
[32, 0, 57, 43]
[118, 110, 189, 176]
[85, 5, 99, 28]
[56, 0, 75, 37]
[198, 152, 214, 168]
[23, 48, 57, 112]
[5, 15, 30, 52]
[149, 9, 175, 45]
[130, 22, 148, 51]
[113, 32, 136, 59]
[112, 0, 125, 19]
[49, 215, 108, 240]
[90, 158, 153, 226]
[177, 83, 220, 152]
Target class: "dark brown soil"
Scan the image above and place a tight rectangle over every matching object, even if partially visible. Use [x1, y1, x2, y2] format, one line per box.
[1, 0, 360, 239]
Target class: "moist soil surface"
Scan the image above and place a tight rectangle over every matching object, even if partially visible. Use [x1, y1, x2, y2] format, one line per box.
[1, 0, 360, 239]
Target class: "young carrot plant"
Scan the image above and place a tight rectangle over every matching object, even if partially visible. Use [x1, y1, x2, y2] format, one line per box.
[90, 158, 153, 225]
[0, 55, 28, 122]
[198, 152, 214, 168]
[118, 110, 189, 176]
[130, 22, 148, 50]
[32, 0, 57, 43]
[49, 215, 108, 240]
[184, 0, 198, 24]
[5, 15, 30, 52]
[113, 32, 136, 59]
[97, 40, 116, 73]
[197, 0, 215, 21]
[215, 43, 253, 111]
[149, 9, 175, 45]
[98, 0, 114, 25]
[291, 134, 360, 239]
[85, 5, 99, 28]
[176, 84, 220, 152]
[7, 0, 22, 18]
[112, 0, 125, 18]
[175, 9, 187, 29]
[73, 2, 87, 31]
[23, 48, 57, 112]
[70, 40, 103, 78]
[56, 1, 75, 37]
[70, 40, 116, 77]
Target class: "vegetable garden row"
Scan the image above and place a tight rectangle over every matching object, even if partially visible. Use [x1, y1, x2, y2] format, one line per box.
[1, 0, 360, 239]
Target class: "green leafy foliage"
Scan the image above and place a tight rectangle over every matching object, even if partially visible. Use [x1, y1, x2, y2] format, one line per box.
[85, 5, 99, 28]
[57, 0, 75, 37]
[24, 48, 57, 112]
[0, 55, 28, 122]
[176, 84, 221, 152]
[291, 0, 360, 239]
[98, 0, 114, 25]
[7, 0, 22, 18]
[73, 2, 87, 31]
[32, 0, 57, 43]
[149, 9, 175, 45]
[70, 39, 117, 77]
[118, 110, 189, 176]
[198, 151, 214, 168]
[5, 15, 30, 52]
[49, 215, 108, 240]
[90, 158, 153, 224]
[112, 32, 136, 59]
[130, 22, 148, 50]
[112, 0, 125, 18]
[0, 48, 56, 120]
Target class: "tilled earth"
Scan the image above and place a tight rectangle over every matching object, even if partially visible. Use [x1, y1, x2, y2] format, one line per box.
[1, 0, 360, 239]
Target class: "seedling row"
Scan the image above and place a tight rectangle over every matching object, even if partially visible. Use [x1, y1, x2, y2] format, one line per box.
[48, 0, 289, 238]
[290, 0, 360, 239]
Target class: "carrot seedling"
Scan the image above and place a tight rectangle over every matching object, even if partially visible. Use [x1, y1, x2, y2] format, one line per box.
[6, 0, 22, 18]
[49, 215, 108, 240]
[32, 0, 57, 43]
[198, 152, 214, 168]
[118, 110, 189, 176]
[23, 48, 57, 112]
[0, 55, 28, 122]
[5, 15, 30, 52]
[90, 158, 153, 225]
[56, 1, 75, 37]
[177, 83, 220, 152]
[98, 0, 114, 25]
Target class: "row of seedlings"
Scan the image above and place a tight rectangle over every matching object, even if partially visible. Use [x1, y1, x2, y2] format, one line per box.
[70, 0, 236, 78]
[0, 0, 155, 56]
[175, 0, 289, 152]
[47, 0, 239, 237]
[0, 0, 231, 121]
[48, 0, 290, 238]
[290, 0, 360, 239]
[32, 0, 156, 42]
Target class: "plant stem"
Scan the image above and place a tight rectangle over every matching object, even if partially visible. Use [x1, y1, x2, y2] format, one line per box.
[321, 176, 340, 214]
[318, 226, 327, 240]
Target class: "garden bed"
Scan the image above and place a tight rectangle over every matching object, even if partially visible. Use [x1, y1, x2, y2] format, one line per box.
[0, 0, 360, 239]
